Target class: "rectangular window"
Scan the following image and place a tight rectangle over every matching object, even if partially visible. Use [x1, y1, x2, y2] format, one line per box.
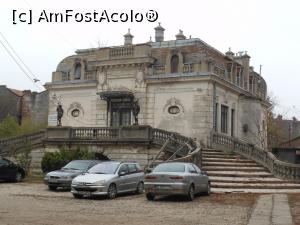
[221, 105, 228, 133]
[110, 99, 132, 127]
[214, 103, 218, 132]
[231, 109, 235, 137]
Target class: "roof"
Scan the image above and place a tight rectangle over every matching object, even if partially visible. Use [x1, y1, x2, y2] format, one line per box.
[8, 88, 24, 97]
[279, 135, 300, 146]
[97, 91, 134, 100]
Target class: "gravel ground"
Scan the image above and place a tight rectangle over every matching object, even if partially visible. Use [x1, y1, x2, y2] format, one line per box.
[0, 182, 256, 225]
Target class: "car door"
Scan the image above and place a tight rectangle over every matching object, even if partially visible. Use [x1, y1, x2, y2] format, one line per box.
[0, 159, 13, 180]
[127, 164, 139, 191]
[117, 164, 130, 192]
[186, 164, 202, 193]
[193, 164, 208, 191]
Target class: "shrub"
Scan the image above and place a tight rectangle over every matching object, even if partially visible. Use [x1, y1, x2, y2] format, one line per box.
[15, 144, 32, 175]
[41, 146, 95, 173]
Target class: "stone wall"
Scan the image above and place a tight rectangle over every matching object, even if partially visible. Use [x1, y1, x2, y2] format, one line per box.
[22, 90, 49, 126]
[29, 144, 160, 174]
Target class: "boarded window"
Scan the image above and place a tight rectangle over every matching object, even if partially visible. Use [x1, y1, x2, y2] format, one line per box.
[171, 55, 179, 73]
[74, 63, 81, 79]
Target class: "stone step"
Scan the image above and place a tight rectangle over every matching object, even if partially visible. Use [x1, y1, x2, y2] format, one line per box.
[211, 188, 300, 194]
[202, 154, 241, 159]
[203, 162, 259, 167]
[202, 150, 232, 154]
[211, 182, 300, 189]
[202, 157, 254, 163]
[202, 152, 236, 156]
[202, 149, 225, 153]
[209, 176, 295, 184]
[203, 166, 267, 172]
[207, 171, 273, 178]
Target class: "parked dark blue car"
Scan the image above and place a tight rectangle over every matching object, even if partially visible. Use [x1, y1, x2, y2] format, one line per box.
[0, 157, 26, 182]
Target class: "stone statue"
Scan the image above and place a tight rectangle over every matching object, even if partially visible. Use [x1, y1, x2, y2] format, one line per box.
[56, 104, 64, 126]
[132, 100, 140, 125]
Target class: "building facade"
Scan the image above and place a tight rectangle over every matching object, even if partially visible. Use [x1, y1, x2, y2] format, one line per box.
[45, 24, 268, 147]
[0, 85, 48, 126]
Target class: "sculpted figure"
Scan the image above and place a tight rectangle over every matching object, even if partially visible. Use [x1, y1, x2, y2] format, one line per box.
[132, 100, 140, 125]
[56, 104, 64, 126]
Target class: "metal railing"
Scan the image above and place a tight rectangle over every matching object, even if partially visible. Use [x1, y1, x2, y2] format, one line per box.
[211, 132, 300, 181]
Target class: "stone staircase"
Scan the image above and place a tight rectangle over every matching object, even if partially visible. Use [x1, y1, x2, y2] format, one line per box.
[202, 149, 300, 193]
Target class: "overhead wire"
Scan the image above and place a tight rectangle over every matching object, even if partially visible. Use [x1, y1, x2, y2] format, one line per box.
[0, 31, 44, 88]
[0, 37, 42, 91]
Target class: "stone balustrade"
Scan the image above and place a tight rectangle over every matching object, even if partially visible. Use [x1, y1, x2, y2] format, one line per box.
[0, 131, 45, 156]
[211, 132, 300, 181]
[0, 125, 198, 158]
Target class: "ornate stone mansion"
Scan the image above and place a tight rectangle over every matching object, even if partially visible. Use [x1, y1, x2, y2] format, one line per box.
[45, 23, 268, 148]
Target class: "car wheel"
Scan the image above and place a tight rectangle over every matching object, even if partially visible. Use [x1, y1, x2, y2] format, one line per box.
[187, 184, 195, 201]
[107, 184, 117, 199]
[136, 182, 144, 194]
[206, 182, 211, 196]
[73, 193, 83, 199]
[146, 193, 155, 201]
[48, 186, 57, 191]
[15, 172, 22, 183]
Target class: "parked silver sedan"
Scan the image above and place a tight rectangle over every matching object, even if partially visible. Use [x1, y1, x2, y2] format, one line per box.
[144, 162, 210, 201]
[71, 161, 144, 199]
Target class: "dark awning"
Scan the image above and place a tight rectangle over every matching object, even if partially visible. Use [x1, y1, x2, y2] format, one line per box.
[97, 91, 134, 101]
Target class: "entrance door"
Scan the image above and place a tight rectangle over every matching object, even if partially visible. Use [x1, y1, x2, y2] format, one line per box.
[110, 99, 131, 127]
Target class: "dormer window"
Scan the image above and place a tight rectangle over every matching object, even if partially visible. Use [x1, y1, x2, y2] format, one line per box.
[74, 63, 81, 79]
[171, 55, 179, 73]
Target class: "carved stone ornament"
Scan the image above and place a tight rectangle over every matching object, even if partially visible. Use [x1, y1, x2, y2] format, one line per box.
[135, 69, 145, 86]
[97, 68, 107, 86]
[67, 102, 84, 116]
[163, 97, 184, 118]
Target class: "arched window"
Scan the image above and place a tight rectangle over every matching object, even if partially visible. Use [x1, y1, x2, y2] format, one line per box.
[74, 63, 81, 79]
[171, 55, 179, 73]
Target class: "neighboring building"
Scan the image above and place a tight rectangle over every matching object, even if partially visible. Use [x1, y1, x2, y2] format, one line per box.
[274, 115, 300, 142]
[272, 136, 300, 164]
[0, 85, 23, 124]
[45, 24, 268, 147]
[0, 85, 48, 126]
[279, 135, 300, 148]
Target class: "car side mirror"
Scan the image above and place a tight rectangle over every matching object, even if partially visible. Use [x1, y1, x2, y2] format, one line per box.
[201, 171, 207, 176]
[119, 171, 126, 176]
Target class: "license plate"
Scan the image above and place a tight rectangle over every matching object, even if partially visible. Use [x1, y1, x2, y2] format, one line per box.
[156, 185, 170, 190]
[49, 179, 58, 183]
[78, 191, 91, 196]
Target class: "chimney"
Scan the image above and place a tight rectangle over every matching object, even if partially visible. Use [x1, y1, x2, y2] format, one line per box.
[154, 22, 165, 42]
[175, 30, 186, 40]
[225, 47, 234, 57]
[124, 29, 133, 45]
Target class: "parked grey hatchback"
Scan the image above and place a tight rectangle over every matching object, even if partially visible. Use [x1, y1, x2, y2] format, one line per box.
[71, 161, 144, 199]
[144, 162, 210, 201]
[44, 160, 101, 190]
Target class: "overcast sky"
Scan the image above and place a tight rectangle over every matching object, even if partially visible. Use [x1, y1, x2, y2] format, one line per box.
[1, 0, 299, 119]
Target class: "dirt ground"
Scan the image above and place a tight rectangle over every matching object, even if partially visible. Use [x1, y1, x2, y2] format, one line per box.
[289, 194, 300, 225]
[0, 181, 258, 225]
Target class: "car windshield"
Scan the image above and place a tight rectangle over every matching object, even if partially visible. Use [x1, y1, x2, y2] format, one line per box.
[153, 163, 185, 173]
[63, 161, 90, 171]
[88, 163, 119, 174]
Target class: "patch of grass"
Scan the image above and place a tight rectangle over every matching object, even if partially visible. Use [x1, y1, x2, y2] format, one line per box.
[23, 174, 44, 183]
